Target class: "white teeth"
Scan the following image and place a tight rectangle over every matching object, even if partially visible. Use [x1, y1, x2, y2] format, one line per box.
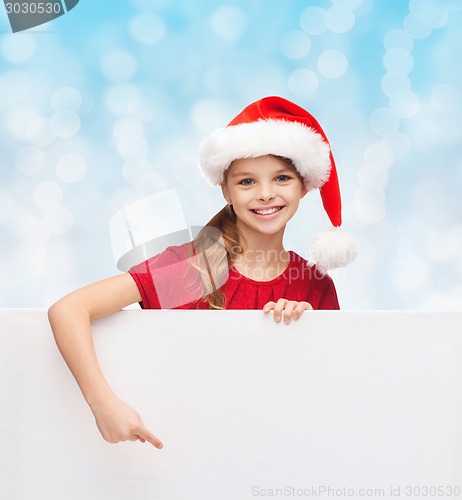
[253, 207, 281, 215]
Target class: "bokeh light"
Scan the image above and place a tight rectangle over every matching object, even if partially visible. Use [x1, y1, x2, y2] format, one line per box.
[17, 215, 50, 245]
[369, 107, 400, 136]
[383, 48, 414, 74]
[403, 13, 433, 39]
[288, 69, 318, 99]
[15, 146, 45, 176]
[384, 29, 414, 51]
[44, 240, 76, 282]
[354, 187, 386, 225]
[129, 12, 166, 44]
[394, 256, 430, 291]
[409, 0, 449, 28]
[430, 83, 460, 113]
[104, 84, 142, 115]
[300, 7, 327, 35]
[331, 0, 362, 9]
[117, 134, 149, 160]
[51, 87, 82, 112]
[33, 182, 64, 211]
[364, 142, 395, 169]
[406, 117, 441, 150]
[325, 5, 356, 33]
[7, 106, 40, 140]
[0, 70, 32, 109]
[381, 73, 412, 98]
[210, 6, 248, 41]
[101, 50, 138, 82]
[56, 153, 87, 183]
[0, 189, 15, 223]
[382, 132, 411, 160]
[1, 33, 36, 64]
[424, 225, 462, 262]
[27, 117, 56, 146]
[51, 111, 81, 138]
[358, 164, 389, 190]
[43, 206, 74, 235]
[390, 90, 421, 118]
[317, 49, 348, 78]
[113, 117, 144, 139]
[190, 99, 230, 134]
[122, 159, 153, 185]
[281, 31, 311, 59]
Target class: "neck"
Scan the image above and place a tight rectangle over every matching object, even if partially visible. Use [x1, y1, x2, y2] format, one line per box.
[231, 222, 290, 281]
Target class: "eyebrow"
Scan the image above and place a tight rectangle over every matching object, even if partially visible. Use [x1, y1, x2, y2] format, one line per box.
[230, 168, 292, 178]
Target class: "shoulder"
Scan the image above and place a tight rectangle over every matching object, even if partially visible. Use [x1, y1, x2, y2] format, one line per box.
[127, 241, 201, 309]
[287, 250, 340, 310]
[289, 250, 309, 268]
[128, 242, 194, 281]
[149, 241, 192, 266]
[288, 250, 333, 282]
[134, 242, 192, 269]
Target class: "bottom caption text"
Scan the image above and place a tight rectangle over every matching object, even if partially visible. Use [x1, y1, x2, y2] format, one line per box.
[250, 485, 461, 498]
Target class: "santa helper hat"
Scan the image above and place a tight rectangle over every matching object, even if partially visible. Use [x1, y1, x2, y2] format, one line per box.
[198, 96, 358, 273]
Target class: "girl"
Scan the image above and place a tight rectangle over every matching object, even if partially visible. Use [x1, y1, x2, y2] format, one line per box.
[48, 96, 357, 449]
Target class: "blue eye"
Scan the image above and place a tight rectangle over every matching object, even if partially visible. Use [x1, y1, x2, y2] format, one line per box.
[239, 178, 254, 186]
[276, 175, 290, 182]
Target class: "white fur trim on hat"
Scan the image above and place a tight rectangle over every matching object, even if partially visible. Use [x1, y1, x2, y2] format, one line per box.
[199, 119, 332, 188]
[309, 226, 359, 274]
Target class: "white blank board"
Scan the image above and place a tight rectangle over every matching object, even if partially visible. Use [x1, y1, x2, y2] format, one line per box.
[1, 309, 461, 500]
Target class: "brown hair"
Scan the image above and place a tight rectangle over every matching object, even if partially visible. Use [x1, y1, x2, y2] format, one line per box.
[188, 204, 243, 309]
[188, 155, 301, 309]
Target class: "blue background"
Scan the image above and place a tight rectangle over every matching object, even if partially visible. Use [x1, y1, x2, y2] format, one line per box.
[0, 0, 461, 309]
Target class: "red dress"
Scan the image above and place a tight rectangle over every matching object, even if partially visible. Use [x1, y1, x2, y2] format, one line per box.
[128, 243, 339, 310]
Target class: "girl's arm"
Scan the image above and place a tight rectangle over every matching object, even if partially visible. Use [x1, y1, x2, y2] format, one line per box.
[48, 273, 163, 448]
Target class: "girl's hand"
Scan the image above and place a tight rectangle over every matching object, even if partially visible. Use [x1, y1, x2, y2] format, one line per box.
[90, 395, 163, 449]
[263, 299, 313, 324]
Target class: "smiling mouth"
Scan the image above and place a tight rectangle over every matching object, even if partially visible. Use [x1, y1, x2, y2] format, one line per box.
[250, 206, 284, 215]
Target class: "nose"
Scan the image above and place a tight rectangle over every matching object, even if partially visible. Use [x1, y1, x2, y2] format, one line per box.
[257, 182, 275, 202]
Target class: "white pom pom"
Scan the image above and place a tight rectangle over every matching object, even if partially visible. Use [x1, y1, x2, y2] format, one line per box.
[309, 226, 359, 274]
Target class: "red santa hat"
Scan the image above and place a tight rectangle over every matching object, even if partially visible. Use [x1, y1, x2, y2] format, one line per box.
[198, 96, 358, 273]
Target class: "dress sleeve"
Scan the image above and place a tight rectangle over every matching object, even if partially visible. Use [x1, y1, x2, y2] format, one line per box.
[128, 243, 205, 309]
[128, 259, 161, 309]
[128, 245, 189, 309]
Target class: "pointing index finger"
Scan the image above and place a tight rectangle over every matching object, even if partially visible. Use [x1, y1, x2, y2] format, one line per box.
[137, 426, 163, 449]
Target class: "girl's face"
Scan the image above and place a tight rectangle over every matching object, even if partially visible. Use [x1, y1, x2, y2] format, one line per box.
[221, 155, 308, 238]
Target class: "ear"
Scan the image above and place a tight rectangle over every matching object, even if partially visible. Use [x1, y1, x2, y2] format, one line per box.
[221, 183, 232, 205]
[300, 182, 309, 200]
